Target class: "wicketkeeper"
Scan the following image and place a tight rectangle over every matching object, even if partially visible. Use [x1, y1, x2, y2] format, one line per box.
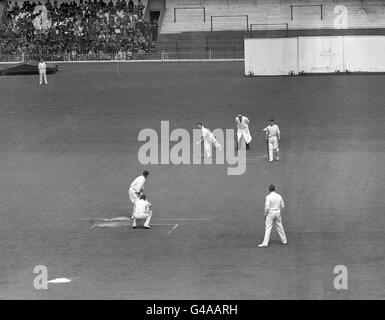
[132, 194, 152, 229]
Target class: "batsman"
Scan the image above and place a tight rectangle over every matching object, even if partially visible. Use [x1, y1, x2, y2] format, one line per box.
[263, 119, 281, 162]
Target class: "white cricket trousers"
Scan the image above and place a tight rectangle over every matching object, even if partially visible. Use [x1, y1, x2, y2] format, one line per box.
[128, 188, 140, 219]
[261, 212, 287, 245]
[268, 136, 279, 161]
[128, 188, 139, 204]
[39, 70, 47, 84]
[133, 210, 152, 227]
[204, 137, 222, 158]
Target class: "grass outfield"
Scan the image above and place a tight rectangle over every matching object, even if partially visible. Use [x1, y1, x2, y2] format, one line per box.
[0, 62, 384, 299]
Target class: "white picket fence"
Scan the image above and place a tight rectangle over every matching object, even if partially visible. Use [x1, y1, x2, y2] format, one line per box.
[0, 51, 244, 63]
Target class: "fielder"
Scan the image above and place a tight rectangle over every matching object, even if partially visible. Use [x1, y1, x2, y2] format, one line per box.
[128, 170, 149, 216]
[196, 123, 222, 159]
[132, 194, 152, 229]
[235, 113, 252, 150]
[38, 58, 47, 85]
[258, 185, 287, 247]
[263, 119, 280, 162]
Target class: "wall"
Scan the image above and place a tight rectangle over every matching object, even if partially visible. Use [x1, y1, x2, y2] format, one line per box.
[0, 0, 7, 25]
[343, 36, 385, 72]
[245, 35, 385, 75]
[244, 38, 298, 75]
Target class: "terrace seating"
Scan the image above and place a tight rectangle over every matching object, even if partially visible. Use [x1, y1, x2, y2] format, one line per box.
[160, 0, 385, 34]
[0, 0, 154, 56]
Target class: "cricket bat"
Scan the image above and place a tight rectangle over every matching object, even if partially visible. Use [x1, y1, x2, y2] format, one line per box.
[266, 139, 269, 159]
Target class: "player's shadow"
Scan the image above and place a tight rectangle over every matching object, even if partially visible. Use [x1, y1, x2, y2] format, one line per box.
[267, 239, 288, 246]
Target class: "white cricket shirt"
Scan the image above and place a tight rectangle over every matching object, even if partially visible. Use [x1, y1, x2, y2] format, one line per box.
[38, 62, 46, 71]
[134, 199, 150, 214]
[264, 124, 280, 139]
[265, 192, 285, 214]
[236, 116, 249, 130]
[130, 175, 145, 193]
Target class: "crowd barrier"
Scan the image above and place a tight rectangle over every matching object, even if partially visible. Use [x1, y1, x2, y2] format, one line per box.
[0, 51, 244, 63]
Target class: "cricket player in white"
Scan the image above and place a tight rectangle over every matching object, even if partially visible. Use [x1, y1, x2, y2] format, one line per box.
[132, 194, 152, 229]
[263, 119, 280, 162]
[128, 170, 149, 216]
[258, 185, 287, 247]
[235, 113, 252, 150]
[196, 123, 222, 159]
[38, 58, 47, 85]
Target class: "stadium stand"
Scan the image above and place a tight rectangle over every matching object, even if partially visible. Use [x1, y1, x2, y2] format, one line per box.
[2, 0, 385, 55]
[160, 0, 385, 33]
[0, 0, 157, 58]
[154, 0, 385, 51]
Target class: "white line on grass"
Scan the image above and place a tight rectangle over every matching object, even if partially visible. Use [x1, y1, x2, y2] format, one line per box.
[81, 217, 210, 222]
[156, 218, 210, 221]
[89, 220, 179, 234]
[83, 217, 207, 235]
[90, 222, 176, 229]
[81, 217, 130, 221]
[167, 224, 179, 235]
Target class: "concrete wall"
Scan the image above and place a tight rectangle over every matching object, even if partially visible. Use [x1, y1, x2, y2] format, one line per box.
[161, 0, 385, 34]
[0, 0, 7, 25]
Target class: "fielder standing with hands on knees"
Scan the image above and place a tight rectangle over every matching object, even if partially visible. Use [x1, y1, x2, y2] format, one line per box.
[38, 58, 48, 85]
[258, 185, 287, 247]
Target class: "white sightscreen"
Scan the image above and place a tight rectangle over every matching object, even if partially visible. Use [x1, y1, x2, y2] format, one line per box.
[298, 36, 344, 73]
[244, 38, 298, 76]
[343, 36, 385, 72]
[245, 36, 385, 75]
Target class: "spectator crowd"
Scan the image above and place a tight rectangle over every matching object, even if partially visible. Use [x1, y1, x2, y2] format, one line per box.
[0, 0, 159, 59]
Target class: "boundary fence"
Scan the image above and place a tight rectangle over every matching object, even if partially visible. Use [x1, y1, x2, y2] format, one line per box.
[0, 51, 244, 63]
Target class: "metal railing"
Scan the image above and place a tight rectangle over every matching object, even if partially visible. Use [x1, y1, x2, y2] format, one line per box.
[250, 23, 289, 32]
[0, 51, 244, 63]
[174, 6, 206, 23]
[249, 23, 289, 38]
[210, 15, 249, 32]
